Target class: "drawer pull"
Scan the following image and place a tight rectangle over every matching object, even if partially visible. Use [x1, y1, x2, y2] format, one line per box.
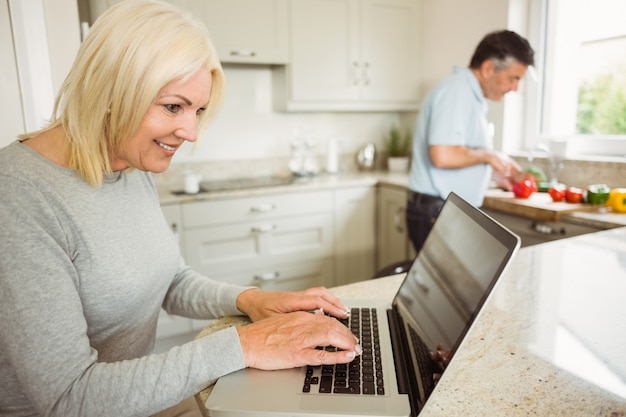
[394, 207, 405, 232]
[254, 272, 279, 281]
[250, 204, 276, 213]
[251, 224, 276, 233]
[230, 49, 256, 57]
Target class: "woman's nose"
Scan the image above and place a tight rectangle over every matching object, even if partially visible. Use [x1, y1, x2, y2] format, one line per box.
[176, 114, 199, 142]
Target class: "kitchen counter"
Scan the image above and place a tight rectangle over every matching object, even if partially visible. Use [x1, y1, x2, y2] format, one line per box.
[158, 171, 626, 229]
[194, 227, 626, 416]
[482, 189, 626, 227]
[157, 171, 407, 205]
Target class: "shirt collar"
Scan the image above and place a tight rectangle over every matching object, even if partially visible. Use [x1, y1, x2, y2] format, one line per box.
[453, 65, 486, 106]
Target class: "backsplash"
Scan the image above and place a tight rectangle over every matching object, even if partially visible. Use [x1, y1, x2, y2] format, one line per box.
[155, 154, 625, 192]
[513, 156, 626, 188]
[154, 153, 384, 192]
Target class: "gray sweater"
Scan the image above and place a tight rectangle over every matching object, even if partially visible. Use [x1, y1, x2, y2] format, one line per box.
[0, 141, 248, 416]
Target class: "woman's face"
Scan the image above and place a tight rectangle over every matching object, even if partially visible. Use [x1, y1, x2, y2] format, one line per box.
[110, 68, 212, 172]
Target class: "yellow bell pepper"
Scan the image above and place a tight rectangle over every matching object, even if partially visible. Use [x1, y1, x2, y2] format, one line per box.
[608, 188, 626, 213]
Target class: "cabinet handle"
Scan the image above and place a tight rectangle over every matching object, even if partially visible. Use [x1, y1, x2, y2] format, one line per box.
[415, 278, 429, 293]
[230, 49, 256, 57]
[250, 204, 276, 213]
[362, 62, 370, 86]
[170, 222, 179, 242]
[254, 272, 279, 281]
[394, 207, 405, 233]
[251, 224, 276, 233]
[352, 62, 360, 85]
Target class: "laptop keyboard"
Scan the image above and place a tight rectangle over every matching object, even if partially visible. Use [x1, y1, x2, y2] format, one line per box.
[408, 326, 439, 398]
[302, 308, 385, 395]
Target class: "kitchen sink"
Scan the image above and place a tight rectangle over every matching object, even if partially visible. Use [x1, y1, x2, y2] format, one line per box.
[172, 175, 310, 195]
[200, 175, 308, 192]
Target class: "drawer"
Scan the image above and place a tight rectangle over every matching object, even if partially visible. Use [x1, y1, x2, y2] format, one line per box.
[183, 213, 334, 274]
[210, 259, 333, 290]
[181, 190, 333, 228]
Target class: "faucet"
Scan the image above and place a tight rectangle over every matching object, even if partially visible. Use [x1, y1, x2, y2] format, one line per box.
[528, 143, 563, 185]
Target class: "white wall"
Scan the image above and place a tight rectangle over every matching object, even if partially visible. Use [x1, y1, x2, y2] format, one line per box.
[173, 65, 402, 163]
[418, 0, 530, 152]
[0, 0, 80, 149]
[3, 0, 528, 157]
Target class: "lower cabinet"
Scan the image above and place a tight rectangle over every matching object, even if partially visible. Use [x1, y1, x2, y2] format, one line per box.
[157, 185, 381, 339]
[181, 190, 335, 289]
[333, 186, 376, 284]
[376, 185, 414, 270]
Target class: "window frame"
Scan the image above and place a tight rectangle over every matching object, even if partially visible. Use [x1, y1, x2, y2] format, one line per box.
[521, 0, 626, 159]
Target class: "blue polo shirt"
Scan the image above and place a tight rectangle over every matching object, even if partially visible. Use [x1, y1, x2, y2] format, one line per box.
[408, 66, 492, 206]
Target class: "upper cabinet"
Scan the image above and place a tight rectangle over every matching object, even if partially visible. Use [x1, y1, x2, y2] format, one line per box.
[86, 0, 289, 65]
[85, 0, 419, 111]
[273, 0, 421, 111]
[174, 0, 289, 65]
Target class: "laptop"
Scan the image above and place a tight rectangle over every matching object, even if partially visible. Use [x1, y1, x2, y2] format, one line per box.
[205, 192, 521, 417]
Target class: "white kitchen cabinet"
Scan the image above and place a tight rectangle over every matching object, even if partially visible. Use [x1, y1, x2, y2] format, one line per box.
[157, 203, 191, 339]
[273, 0, 420, 111]
[181, 190, 335, 289]
[0, 1, 24, 148]
[183, 0, 288, 64]
[160, 202, 184, 254]
[87, 0, 288, 65]
[333, 186, 376, 284]
[377, 185, 414, 269]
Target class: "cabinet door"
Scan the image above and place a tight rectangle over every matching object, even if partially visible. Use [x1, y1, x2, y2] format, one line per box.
[183, 213, 334, 275]
[0, 0, 25, 148]
[360, 0, 420, 102]
[156, 309, 192, 339]
[289, 0, 359, 101]
[280, 0, 419, 111]
[161, 203, 184, 256]
[181, 190, 333, 228]
[210, 259, 333, 291]
[377, 186, 413, 269]
[334, 186, 376, 285]
[186, 0, 288, 64]
[87, 0, 288, 64]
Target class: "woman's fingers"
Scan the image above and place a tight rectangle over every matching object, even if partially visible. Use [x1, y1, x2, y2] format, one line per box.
[236, 311, 361, 370]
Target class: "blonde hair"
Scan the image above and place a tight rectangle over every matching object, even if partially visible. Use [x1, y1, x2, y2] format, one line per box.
[21, 0, 225, 186]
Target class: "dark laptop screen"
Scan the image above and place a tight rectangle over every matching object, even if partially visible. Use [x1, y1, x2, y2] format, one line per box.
[394, 192, 520, 354]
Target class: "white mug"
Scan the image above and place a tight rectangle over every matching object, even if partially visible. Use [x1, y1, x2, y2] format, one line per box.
[184, 173, 201, 194]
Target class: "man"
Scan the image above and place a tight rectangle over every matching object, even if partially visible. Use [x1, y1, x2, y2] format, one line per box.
[406, 29, 534, 253]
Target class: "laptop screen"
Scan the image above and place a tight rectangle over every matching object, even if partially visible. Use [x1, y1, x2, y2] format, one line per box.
[394, 192, 520, 355]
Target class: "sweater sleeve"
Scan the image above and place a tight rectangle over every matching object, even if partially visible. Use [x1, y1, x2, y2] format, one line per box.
[162, 257, 255, 319]
[0, 169, 247, 417]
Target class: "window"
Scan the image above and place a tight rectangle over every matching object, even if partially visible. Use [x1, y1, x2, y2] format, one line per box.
[525, 0, 626, 158]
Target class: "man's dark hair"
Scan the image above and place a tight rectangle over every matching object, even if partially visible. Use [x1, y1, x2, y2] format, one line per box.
[469, 30, 535, 70]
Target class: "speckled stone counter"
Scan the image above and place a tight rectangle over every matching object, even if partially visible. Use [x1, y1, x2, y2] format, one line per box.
[158, 171, 626, 229]
[195, 227, 626, 416]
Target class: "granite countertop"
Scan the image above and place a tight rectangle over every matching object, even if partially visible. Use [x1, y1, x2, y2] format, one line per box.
[157, 171, 402, 205]
[482, 189, 626, 227]
[194, 228, 626, 416]
[158, 171, 626, 229]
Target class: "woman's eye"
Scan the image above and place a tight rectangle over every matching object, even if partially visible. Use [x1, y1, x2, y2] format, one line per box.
[196, 107, 206, 116]
[164, 104, 181, 113]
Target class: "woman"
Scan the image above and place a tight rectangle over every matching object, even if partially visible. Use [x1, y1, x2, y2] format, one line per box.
[0, 1, 360, 416]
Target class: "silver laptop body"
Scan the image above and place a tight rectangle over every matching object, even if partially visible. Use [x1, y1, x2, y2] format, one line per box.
[206, 192, 521, 417]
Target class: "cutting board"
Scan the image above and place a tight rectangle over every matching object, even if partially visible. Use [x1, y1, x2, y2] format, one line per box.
[482, 190, 598, 222]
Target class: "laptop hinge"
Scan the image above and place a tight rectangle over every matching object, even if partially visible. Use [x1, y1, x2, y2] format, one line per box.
[387, 307, 419, 416]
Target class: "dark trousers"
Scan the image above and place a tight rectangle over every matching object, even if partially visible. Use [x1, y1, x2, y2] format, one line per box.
[405, 191, 445, 254]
